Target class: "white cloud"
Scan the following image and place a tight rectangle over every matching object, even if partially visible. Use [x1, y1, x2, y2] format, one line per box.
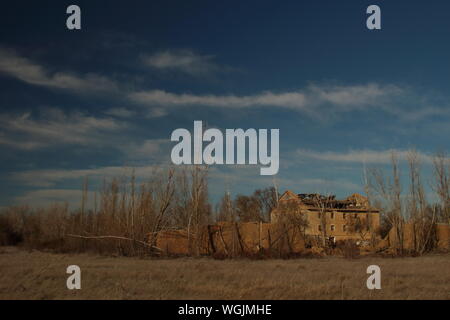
[130, 89, 306, 108]
[129, 83, 401, 115]
[119, 139, 169, 161]
[0, 108, 124, 150]
[0, 107, 171, 164]
[392, 106, 450, 122]
[296, 149, 434, 164]
[0, 134, 45, 150]
[308, 84, 401, 109]
[141, 49, 223, 76]
[1, 45, 442, 123]
[104, 107, 137, 118]
[146, 107, 168, 118]
[0, 47, 117, 92]
[12, 165, 164, 188]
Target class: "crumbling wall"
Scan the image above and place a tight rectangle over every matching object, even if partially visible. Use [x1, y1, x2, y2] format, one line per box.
[154, 221, 305, 256]
[155, 226, 212, 255]
[436, 224, 450, 250]
[155, 229, 190, 255]
[387, 222, 450, 251]
[155, 220, 449, 256]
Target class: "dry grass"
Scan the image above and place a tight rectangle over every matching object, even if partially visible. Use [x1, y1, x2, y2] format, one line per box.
[0, 247, 448, 300]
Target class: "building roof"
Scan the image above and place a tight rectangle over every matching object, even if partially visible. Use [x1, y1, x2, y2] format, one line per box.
[278, 190, 379, 213]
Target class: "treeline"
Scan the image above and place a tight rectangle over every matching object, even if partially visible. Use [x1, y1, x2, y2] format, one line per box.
[0, 165, 277, 256]
[0, 150, 449, 257]
[366, 151, 449, 254]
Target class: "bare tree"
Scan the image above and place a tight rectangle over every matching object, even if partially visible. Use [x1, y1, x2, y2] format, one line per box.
[234, 187, 278, 222]
[369, 152, 405, 254]
[406, 150, 440, 254]
[186, 165, 210, 255]
[234, 194, 261, 222]
[254, 187, 278, 222]
[312, 193, 334, 247]
[432, 152, 449, 224]
[347, 215, 371, 241]
[148, 167, 176, 246]
[271, 200, 308, 254]
[217, 191, 235, 222]
[80, 176, 89, 231]
[363, 163, 376, 246]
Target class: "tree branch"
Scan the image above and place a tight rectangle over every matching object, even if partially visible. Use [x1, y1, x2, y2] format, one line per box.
[66, 234, 162, 252]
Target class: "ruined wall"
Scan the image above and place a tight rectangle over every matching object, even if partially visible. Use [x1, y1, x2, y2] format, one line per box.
[155, 229, 190, 255]
[436, 223, 450, 250]
[387, 223, 450, 251]
[154, 221, 305, 256]
[154, 220, 449, 256]
[155, 227, 211, 255]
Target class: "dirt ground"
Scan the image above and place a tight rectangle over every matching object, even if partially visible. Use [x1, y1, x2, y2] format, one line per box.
[0, 246, 448, 300]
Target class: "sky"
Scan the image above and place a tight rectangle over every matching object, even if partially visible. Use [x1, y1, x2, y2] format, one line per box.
[0, 0, 449, 208]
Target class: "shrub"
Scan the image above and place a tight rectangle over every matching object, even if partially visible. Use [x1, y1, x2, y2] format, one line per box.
[0, 216, 23, 246]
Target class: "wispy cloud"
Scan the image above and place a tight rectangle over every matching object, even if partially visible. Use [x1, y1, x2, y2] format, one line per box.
[0, 47, 117, 92]
[2, 45, 448, 124]
[296, 148, 435, 164]
[390, 106, 450, 122]
[146, 108, 168, 118]
[0, 108, 124, 150]
[12, 165, 162, 187]
[128, 83, 450, 122]
[141, 49, 225, 76]
[0, 134, 45, 150]
[104, 107, 137, 118]
[118, 139, 170, 161]
[129, 83, 401, 115]
[2, 46, 444, 123]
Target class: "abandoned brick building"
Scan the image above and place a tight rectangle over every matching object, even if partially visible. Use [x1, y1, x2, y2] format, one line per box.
[270, 190, 380, 243]
[154, 189, 450, 255]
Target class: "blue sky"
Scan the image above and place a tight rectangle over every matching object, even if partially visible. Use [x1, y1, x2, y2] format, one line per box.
[0, 0, 449, 208]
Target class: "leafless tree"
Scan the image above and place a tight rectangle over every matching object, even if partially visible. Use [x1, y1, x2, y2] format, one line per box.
[312, 193, 334, 247]
[234, 187, 278, 222]
[347, 215, 371, 241]
[271, 200, 308, 254]
[407, 150, 436, 254]
[369, 151, 405, 254]
[254, 187, 278, 222]
[217, 191, 236, 222]
[432, 152, 449, 224]
[148, 167, 176, 246]
[186, 165, 210, 255]
[363, 164, 376, 246]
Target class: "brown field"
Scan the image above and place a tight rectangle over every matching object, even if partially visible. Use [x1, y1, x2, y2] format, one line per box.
[0, 246, 448, 300]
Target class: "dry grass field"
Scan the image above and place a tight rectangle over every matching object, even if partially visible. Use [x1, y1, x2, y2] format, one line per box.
[0, 246, 448, 300]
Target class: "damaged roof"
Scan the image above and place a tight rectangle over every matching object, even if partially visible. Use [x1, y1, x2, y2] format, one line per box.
[279, 190, 379, 212]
